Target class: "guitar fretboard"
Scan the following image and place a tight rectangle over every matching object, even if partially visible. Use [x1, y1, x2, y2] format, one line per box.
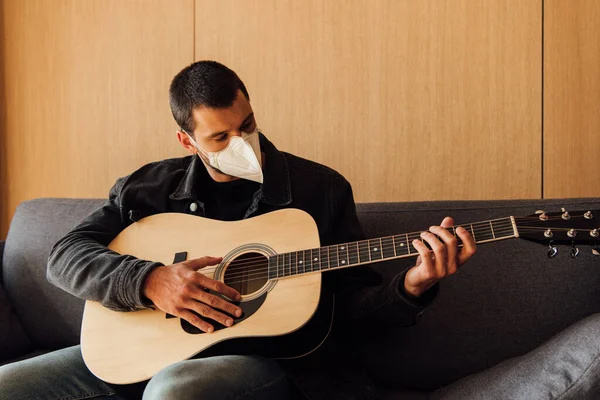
[267, 217, 517, 279]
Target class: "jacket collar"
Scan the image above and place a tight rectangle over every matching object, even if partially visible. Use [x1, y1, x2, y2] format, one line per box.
[169, 133, 292, 206]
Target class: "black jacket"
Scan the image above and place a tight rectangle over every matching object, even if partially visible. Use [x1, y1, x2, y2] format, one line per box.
[47, 134, 436, 399]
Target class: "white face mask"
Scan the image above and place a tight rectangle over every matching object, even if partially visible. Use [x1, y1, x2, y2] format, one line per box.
[184, 128, 263, 184]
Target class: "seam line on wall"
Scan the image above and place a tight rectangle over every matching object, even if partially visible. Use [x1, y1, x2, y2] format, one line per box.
[541, 0, 545, 199]
[193, 0, 196, 61]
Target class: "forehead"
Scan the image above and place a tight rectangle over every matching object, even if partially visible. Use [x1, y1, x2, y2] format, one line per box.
[191, 90, 253, 136]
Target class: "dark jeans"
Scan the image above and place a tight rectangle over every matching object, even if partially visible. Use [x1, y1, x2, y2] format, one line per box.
[0, 347, 291, 400]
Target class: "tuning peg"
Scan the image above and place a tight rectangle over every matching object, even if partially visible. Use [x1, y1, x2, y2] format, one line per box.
[592, 248, 600, 257]
[548, 242, 558, 258]
[561, 208, 571, 220]
[571, 242, 579, 258]
[537, 211, 548, 221]
[584, 211, 593, 220]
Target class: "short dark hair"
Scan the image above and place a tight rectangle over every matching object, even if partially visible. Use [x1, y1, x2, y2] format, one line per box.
[169, 60, 250, 134]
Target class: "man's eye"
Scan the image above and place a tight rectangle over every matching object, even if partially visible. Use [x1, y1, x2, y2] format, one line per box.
[216, 134, 228, 142]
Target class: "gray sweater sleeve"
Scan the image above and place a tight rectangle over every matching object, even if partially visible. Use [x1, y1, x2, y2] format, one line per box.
[47, 177, 163, 311]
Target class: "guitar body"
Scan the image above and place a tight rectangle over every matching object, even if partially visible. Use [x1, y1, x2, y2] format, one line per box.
[81, 209, 330, 384]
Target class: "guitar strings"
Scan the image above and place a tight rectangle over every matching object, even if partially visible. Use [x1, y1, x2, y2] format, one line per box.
[192, 220, 516, 273]
[218, 226, 517, 272]
[219, 227, 593, 286]
[189, 214, 593, 274]
[196, 223, 591, 279]
[195, 225, 518, 276]
[187, 218, 597, 279]
[202, 225, 597, 284]
[204, 227, 522, 282]
[194, 224, 525, 277]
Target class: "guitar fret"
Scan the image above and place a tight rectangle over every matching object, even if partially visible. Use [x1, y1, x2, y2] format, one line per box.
[339, 243, 349, 267]
[392, 236, 397, 257]
[393, 235, 405, 256]
[291, 252, 297, 276]
[358, 240, 370, 263]
[268, 256, 277, 280]
[330, 245, 339, 268]
[490, 221, 496, 239]
[370, 238, 382, 261]
[319, 247, 328, 271]
[303, 249, 310, 272]
[472, 223, 493, 244]
[297, 251, 304, 274]
[382, 237, 394, 259]
[406, 234, 411, 255]
[350, 241, 359, 265]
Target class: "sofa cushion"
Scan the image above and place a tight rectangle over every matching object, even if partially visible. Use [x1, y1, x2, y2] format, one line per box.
[2, 198, 104, 350]
[356, 198, 600, 391]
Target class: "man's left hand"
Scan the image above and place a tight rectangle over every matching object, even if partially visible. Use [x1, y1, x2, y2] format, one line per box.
[403, 217, 476, 298]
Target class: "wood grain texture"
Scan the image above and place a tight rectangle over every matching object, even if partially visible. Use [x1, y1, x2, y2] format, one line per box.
[0, 0, 193, 238]
[544, 1, 600, 198]
[195, 0, 542, 203]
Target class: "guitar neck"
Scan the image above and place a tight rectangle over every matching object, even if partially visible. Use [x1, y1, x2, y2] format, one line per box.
[267, 216, 519, 279]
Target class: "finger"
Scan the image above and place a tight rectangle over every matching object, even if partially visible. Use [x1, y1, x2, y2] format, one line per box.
[419, 231, 447, 276]
[429, 225, 458, 274]
[178, 309, 215, 333]
[440, 216, 454, 228]
[412, 239, 435, 275]
[195, 289, 242, 318]
[195, 274, 242, 302]
[183, 256, 223, 270]
[456, 226, 477, 265]
[187, 298, 236, 328]
[182, 280, 242, 317]
[414, 255, 423, 267]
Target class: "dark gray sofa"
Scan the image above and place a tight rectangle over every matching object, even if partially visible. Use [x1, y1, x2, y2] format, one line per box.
[2, 197, 600, 398]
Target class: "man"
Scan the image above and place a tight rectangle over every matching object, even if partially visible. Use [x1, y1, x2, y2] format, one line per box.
[0, 61, 476, 399]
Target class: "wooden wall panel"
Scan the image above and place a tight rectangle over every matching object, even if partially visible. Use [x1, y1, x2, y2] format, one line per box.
[0, 0, 193, 238]
[0, 3, 6, 241]
[544, 1, 600, 198]
[195, 0, 542, 203]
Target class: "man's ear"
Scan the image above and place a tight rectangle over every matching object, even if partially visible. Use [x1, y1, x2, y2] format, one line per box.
[176, 130, 197, 154]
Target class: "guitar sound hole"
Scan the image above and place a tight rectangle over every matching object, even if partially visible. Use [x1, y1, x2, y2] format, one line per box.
[224, 252, 268, 295]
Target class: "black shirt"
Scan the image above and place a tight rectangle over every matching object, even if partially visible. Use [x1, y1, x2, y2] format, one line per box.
[200, 177, 260, 221]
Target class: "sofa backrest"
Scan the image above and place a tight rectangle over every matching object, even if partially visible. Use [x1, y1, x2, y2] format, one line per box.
[2, 199, 103, 350]
[2, 197, 600, 391]
[357, 198, 600, 390]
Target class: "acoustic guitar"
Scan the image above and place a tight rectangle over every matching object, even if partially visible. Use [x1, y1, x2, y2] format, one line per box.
[81, 207, 600, 384]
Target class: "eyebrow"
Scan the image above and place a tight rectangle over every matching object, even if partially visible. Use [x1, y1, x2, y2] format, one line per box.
[206, 112, 254, 139]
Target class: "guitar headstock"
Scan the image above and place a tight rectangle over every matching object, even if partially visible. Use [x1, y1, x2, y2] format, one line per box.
[515, 208, 600, 257]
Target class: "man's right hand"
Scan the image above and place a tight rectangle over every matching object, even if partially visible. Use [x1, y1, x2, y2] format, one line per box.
[142, 256, 242, 333]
